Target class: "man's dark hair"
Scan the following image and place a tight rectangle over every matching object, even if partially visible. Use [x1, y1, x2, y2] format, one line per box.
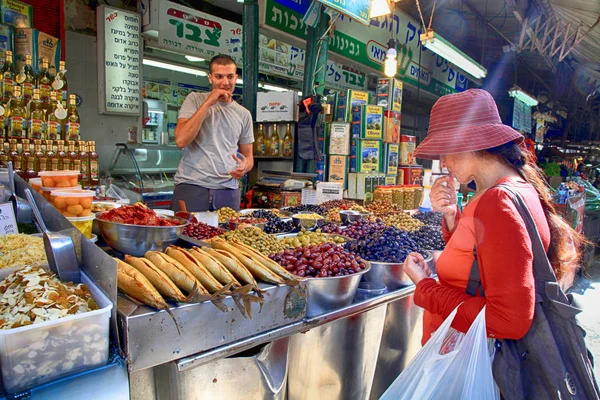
[209, 55, 237, 73]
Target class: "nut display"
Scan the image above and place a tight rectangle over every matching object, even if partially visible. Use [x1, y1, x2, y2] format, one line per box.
[343, 226, 420, 263]
[279, 230, 347, 250]
[219, 227, 285, 255]
[217, 207, 240, 223]
[384, 213, 424, 231]
[409, 225, 446, 251]
[284, 205, 326, 215]
[0, 234, 47, 269]
[414, 212, 444, 227]
[182, 221, 225, 240]
[270, 243, 367, 278]
[264, 219, 296, 234]
[366, 200, 403, 217]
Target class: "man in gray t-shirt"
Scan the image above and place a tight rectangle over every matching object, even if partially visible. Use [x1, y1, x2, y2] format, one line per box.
[171, 55, 254, 212]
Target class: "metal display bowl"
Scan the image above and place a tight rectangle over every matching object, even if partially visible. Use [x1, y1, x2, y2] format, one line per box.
[304, 261, 371, 317]
[339, 210, 371, 225]
[361, 253, 433, 290]
[291, 213, 326, 231]
[96, 216, 189, 256]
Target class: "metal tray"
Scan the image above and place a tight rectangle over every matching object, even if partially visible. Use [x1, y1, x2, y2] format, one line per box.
[178, 234, 212, 248]
[362, 253, 433, 290]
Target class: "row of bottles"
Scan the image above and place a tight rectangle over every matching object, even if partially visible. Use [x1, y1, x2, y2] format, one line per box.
[0, 139, 99, 187]
[1, 51, 68, 104]
[1, 87, 79, 141]
[255, 123, 293, 157]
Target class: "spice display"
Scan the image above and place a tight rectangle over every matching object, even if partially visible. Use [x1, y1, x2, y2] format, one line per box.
[219, 227, 285, 255]
[270, 243, 367, 278]
[344, 227, 420, 263]
[264, 219, 296, 234]
[284, 205, 326, 215]
[384, 213, 424, 231]
[98, 203, 182, 226]
[182, 222, 225, 241]
[279, 230, 347, 250]
[414, 212, 444, 227]
[367, 199, 403, 217]
[217, 207, 240, 223]
[292, 213, 324, 220]
[0, 234, 47, 269]
[0, 266, 106, 391]
[409, 225, 446, 251]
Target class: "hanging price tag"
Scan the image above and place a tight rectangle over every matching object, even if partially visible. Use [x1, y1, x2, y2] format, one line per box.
[0, 203, 18, 236]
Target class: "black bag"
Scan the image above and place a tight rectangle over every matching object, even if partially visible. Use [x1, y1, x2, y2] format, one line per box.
[466, 184, 600, 399]
[296, 103, 322, 161]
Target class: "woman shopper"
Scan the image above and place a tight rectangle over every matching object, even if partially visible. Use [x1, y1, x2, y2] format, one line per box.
[403, 89, 598, 399]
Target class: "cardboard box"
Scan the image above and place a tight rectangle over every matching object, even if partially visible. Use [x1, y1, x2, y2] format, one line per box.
[0, 0, 32, 28]
[350, 105, 383, 140]
[383, 143, 399, 175]
[400, 135, 416, 165]
[385, 176, 397, 185]
[383, 110, 401, 144]
[0, 23, 13, 69]
[350, 139, 382, 173]
[15, 28, 61, 74]
[376, 78, 403, 112]
[328, 155, 348, 189]
[328, 122, 351, 155]
[398, 165, 424, 185]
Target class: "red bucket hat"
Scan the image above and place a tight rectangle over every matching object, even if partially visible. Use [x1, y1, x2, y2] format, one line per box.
[414, 89, 524, 160]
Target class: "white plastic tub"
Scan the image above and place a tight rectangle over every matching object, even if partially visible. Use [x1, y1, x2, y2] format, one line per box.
[0, 272, 112, 393]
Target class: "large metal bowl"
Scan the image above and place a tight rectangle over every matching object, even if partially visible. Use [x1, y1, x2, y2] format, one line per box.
[304, 261, 371, 317]
[96, 216, 189, 256]
[361, 253, 433, 290]
[291, 213, 326, 231]
[339, 210, 371, 225]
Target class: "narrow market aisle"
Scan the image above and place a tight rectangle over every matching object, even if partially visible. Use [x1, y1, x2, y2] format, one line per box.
[572, 257, 600, 379]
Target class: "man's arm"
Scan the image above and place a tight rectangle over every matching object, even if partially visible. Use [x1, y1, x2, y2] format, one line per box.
[239, 143, 254, 173]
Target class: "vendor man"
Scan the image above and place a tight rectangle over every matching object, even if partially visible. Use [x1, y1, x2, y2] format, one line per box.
[171, 55, 254, 212]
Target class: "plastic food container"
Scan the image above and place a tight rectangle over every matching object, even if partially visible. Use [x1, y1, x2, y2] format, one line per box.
[67, 215, 96, 238]
[29, 178, 42, 193]
[50, 189, 95, 217]
[0, 272, 112, 393]
[40, 185, 81, 202]
[38, 171, 79, 188]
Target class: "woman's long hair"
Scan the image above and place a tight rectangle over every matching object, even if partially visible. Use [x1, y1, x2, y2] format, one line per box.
[481, 142, 585, 288]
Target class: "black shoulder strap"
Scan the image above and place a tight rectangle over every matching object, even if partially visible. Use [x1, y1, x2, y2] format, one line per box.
[466, 183, 563, 301]
[466, 246, 485, 296]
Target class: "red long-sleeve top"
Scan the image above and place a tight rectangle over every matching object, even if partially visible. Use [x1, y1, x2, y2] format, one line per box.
[415, 177, 550, 345]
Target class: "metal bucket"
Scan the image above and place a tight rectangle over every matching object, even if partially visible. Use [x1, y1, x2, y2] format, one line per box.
[154, 337, 290, 400]
[287, 306, 387, 400]
[361, 254, 432, 291]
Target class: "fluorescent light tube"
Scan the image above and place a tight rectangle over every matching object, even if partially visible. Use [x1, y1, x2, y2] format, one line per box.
[420, 30, 487, 79]
[509, 86, 539, 106]
[259, 83, 289, 92]
[143, 59, 208, 76]
[370, 0, 392, 18]
[185, 55, 205, 62]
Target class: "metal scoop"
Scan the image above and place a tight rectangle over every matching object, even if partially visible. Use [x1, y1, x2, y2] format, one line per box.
[7, 161, 17, 216]
[25, 189, 80, 283]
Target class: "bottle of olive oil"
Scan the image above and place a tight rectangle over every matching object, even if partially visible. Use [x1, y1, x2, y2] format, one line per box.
[282, 124, 293, 157]
[255, 124, 266, 156]
[1, 51, 15, 105]
[46, 91, 66, 140]
[18, 54, 36, 103]
[27, 89, 45, 140]
[37, 58, 52, 102]
[52, 60, 68, 103]
[65, 94, 80, 141]
[88, 141, 99, 186]
[7, 86, 25, 139]
[264, 126, 272, 157]
[270, 124, 280, 156]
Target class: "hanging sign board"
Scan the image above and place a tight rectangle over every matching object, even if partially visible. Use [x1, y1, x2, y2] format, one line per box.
[256, 91, 298, 122]
[317, 0, 371, 26]
[97, 5, 142, 115]
[512, 98, 531, 134]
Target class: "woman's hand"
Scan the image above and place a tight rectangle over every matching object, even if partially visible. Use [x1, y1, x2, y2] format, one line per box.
[404, 252, 432, 285]
[431, 175, 458, 230]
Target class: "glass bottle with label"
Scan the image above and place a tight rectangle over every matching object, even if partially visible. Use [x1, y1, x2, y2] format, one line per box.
[65, 94, 80, 141]
[27, 89, 45, 140]
[33, 139, 44, 172]
[39, 157, 49, 172]
[49, 158, 58, 172]
[282, 124, 293, 157]
[53, 61, 68, 103]
[21, 138, 31, 164]
[78, 141, 89, 186]
[57, 140, 68, 170]
[73, 159, 81, 181]
[255, 124, 266, 156]
[0, 139, 4, 165]
[37, 58, 52, 102]
[7, 86, 25, 139]
[1, 51, 15, 104]
[264, 126, 272, 156]
[88, 141, 99, 186]
[8, 139, 18, 164]
[68, 141, 78, 170]
[46, 91, 66, 140]
[13, 158, 24, 180]
[18, 54, 36, 103]
[44, 139, 55, 165]
[270, 124, 280, 156]
[26, 158, 36, 181]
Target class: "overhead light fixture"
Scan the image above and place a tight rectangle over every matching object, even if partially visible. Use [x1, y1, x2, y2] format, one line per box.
[384, 39, 398, 77]
[420, 30, 487, 79]
[370, 0, 392, 19]
[509, 86, 539, 107]
[143, 59, 207, 77]
[185, 55, 205, 62]
[259, 83, 289, 92]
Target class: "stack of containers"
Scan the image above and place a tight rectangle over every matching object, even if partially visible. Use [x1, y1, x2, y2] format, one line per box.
[328, 121, 351, 190]
[375, 78, 403, 186]
[37, 170, 96, 239]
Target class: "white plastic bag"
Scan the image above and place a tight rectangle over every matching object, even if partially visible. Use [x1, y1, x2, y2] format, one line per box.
[380, 306, 499, 400]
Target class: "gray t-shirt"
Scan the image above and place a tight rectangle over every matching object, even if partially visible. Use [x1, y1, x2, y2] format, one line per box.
[175, 92, 254, 189]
